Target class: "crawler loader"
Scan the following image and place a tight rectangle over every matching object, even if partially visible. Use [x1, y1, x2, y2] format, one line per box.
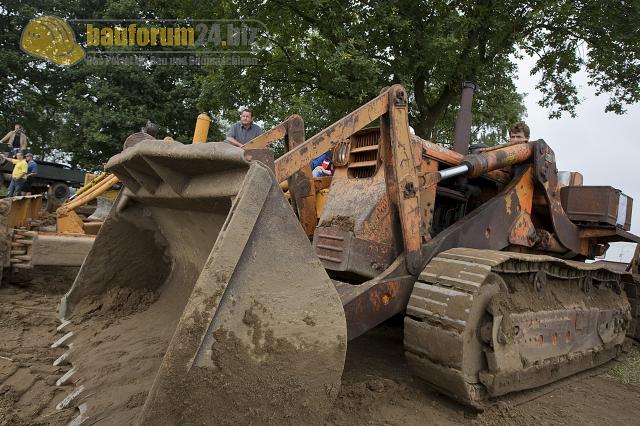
[54, 85, 640, 424]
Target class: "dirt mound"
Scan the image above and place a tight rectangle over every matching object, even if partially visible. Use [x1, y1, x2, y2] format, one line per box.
[327, 321, 465, 425]
[61, 285, 175, 425]
[328, 322, 640, 426]
[5, 266, 80, 294]
[1, 277, 640, 425]
[0, 282, 75, 425]
[70, 286, 157, 321]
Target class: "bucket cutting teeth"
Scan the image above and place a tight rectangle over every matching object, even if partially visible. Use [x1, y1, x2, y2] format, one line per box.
[51, 331, 73, 348]
[56, 366, 77, 386]
[53, 346, 73, 366]
[57, 319, 72, 333]
[57, 385, 86, 410]
[68, 403, 89, 426]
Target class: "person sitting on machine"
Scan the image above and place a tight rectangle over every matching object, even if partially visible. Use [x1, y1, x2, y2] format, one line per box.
[508, 121, 530, 144]
[0, 123, 28, 155]
[312, 158, 334, 177]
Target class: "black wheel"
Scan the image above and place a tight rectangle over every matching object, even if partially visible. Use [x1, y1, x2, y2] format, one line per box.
[46, 182, 70, 211]
[51, 182, 71, 202]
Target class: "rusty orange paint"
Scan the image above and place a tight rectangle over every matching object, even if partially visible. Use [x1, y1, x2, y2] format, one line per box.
[285, 116, 317, 236]
[508, 213, 536, 247]
[463, 143, 534, 178]
[242, 114, 303, 150]
[415, 136, 510, 184]
[313, 177, 332, 191]
[360, 192, 395, 245]
[385, 85, 423, 274]
[514, 166, 534, 215]
[274, 91, 389, 182]
[415, 136, 464, 165]
[418, 156, 439, 243]
[577, 228, 620, 238]
[367, 280, 399, 311]
[476, 140, 527, 153]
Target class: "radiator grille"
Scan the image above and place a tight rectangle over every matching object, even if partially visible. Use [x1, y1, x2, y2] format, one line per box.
[348, 129, 380, 179]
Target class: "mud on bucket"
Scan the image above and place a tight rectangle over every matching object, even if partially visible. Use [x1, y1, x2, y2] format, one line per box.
[58, 141, 347, 425]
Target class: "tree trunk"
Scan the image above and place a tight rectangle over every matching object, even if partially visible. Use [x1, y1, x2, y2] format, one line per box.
[412, 83, 458, 139]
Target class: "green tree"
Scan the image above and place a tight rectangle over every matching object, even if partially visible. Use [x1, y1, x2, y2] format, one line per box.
[0, 0, 212, 169]
[0, 0, 72, 157]
[166, 0, 639, 145]
[2, 0, 638, 169]
[53, 64, 206, 169]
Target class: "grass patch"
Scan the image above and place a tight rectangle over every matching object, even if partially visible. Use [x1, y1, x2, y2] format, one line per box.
[607, 345, 640, 385]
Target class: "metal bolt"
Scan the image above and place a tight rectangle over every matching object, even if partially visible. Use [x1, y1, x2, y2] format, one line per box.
[403, 182, 416, 198]
[533, 270, 546, 295]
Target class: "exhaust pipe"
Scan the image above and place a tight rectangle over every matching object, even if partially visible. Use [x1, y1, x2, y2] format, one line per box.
[452, 82, 477, 155]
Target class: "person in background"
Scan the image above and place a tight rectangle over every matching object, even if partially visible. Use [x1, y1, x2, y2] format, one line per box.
[312, 158, 335, 178]
[311, 151, 332, 169]
[21, 152, 38, 195]
[508, 121, 530, 144]
[226, 109, 263, 146]
[0, 124, 28, 153]
[122, 119, 159, 151]
[142, 120, 159, 139]
[2, 150, 28, 197]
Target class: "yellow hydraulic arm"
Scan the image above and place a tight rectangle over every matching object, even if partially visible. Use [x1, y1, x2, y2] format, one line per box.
[55, 174, 120, 233]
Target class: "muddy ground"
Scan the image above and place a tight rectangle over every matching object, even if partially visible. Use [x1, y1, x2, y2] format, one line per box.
[1, 276, 639, 425]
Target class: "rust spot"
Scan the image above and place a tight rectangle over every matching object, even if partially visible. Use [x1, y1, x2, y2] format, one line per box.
[381, 294, 391, 305]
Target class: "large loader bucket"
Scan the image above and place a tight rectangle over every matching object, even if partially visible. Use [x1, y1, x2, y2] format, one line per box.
[57, 141, 347, 425]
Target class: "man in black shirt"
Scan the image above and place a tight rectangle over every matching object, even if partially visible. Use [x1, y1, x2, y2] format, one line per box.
[0, 124, 28, 153]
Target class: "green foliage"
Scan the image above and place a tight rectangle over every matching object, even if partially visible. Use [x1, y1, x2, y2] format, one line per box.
[0, 0, 638, 169]
[526, 1, 640, 116]
[0, 0, 211, 169]
[176, 0, 639, 144]
[52, 64, 205, 168]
